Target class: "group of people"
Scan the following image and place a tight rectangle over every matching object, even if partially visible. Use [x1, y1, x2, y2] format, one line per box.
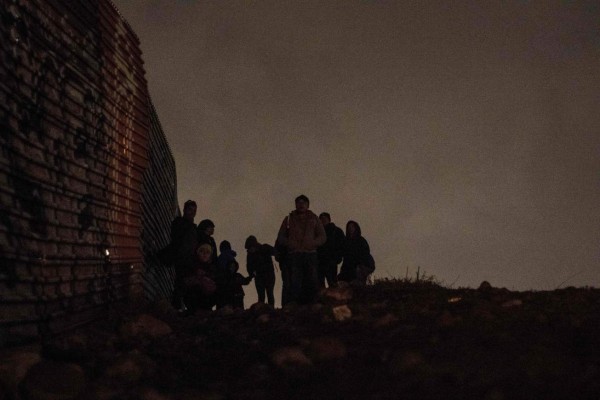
[162, 194, 374, 313]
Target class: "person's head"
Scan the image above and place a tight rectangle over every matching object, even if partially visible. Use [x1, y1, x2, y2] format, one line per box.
[183, 200, 197, 220]
[319, 212, 331, 226]
[229, 261, 239, 274]
[295, 194, 310, 213]
[219, 240, 232, 254]
[198, 219, 215, 236]
[196, 243, 213, 263]
[346, 220, 361, 239]
[245, 235, 258, 252]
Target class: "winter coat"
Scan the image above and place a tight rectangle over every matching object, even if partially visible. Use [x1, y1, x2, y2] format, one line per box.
[277, 210, 326, 253]
[318, 222, 346, 264]
[198, 231, 218, 264]
[169, 216, 198, 275]
[339, 235, 371, 282]
[247, 244, 276, 282]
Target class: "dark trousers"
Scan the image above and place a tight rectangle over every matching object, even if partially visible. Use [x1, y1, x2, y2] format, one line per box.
[233, 294, 245, 309]
[255, 276, 275, 306]
[280, 261, 292, 306]
[289, 252, 319, 304]
[318, 259, 338, 288]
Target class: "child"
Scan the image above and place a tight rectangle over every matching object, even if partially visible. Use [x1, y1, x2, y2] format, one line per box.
[216, 241, 253, 309]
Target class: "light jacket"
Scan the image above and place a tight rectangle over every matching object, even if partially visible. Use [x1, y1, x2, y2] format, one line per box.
[277, 210, 326, 253]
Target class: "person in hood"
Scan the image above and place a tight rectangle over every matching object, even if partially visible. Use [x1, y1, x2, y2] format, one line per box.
[277, 195, 326, 304]
[245, 235, 276, 306]
[338, 220, 374, 284]
[317, 212, 346, 288]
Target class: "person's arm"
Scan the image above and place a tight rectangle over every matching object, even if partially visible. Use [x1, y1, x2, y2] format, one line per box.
[358, 237, 371, 266]
[277, 216, 289, 247]
[314, 216, 327, 247]
[246, 255, 255, 277]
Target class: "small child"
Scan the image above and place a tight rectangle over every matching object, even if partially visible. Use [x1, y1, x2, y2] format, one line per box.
[216, 241, 253, 309]
[230, 261, 253, 309]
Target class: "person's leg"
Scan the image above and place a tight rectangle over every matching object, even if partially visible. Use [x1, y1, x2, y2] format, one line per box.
[234, 295, 244, 309]
[325, 260, 338, 287]
[288, 253, 303, 303]
[280, 262, 291, 306]
[317, 260, 327, 287]
[299, 253, 319, 304]
[266, 274, 275, 306]
[255, 277, 266, 303]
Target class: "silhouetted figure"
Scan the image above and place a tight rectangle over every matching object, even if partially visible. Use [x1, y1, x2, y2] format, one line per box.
[230, 261, 253, 309]
[317, 212, 345, 288]
[338, 220, 374, 285]
[197, 219, 217, 264]
[245, 235, 276, 306]
[169, 200, 199, 311]
[183, 243, 217, 313]
[277, 195, 326, 304]
[215, 240, 253, 309]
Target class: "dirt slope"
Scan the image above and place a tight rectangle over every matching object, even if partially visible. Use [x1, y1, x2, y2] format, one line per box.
[2, 280, 599, 399]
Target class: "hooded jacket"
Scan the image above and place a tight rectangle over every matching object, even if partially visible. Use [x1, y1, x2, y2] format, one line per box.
[338, 221, 372, 281]
[277, 210, 326, 253]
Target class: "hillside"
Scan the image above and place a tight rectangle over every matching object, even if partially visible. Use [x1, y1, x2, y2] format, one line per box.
[2, 280, 600, 399]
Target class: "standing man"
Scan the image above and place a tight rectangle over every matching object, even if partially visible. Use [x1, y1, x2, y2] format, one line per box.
[317, 212, 345, 288]
[170, 200, 199, 311]
[277, 195, 326, 304]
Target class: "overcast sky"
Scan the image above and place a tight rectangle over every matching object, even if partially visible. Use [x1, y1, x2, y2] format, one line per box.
[112, 1, 599, 303]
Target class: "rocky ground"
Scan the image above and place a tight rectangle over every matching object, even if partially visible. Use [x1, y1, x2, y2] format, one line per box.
[1, 279, 600, 400]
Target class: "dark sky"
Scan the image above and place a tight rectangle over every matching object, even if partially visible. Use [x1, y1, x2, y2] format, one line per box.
[113, 1, 600, 301]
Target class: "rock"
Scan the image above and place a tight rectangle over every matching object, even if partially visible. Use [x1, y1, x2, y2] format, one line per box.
[390, 350, 426, 374]
[249, 302, 272, 314]
[332, 305, 352, 321]
[256, 314, 270, 323]
[501, 299, 523, 308]
[105, 356, 144, 383]
[310, 303, 325, 313]
[20, 360, 86, 400]
[306, 337, 347, 362]
[105, 351, 157, 383]
[472, 303, 495, 321]
[322, 286, 353, 303]
[216, 306, 234, 316]
[86, 381, 124, 400]
[0, 350, 41, 396]
[437, 310, 462, 327]
[120, 314, 172, 340]
[374, 313, 399, 328]
[43, 333, 90, 362]
[138, 387, 173, 400]
[152, 298, 177, 316]
[484, 388, 505, 400]
[272, 347, 312, 370]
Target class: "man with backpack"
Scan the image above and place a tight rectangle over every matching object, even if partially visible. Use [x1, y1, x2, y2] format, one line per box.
[317, 212, 345, 288]
[277, 195, 326, 304]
